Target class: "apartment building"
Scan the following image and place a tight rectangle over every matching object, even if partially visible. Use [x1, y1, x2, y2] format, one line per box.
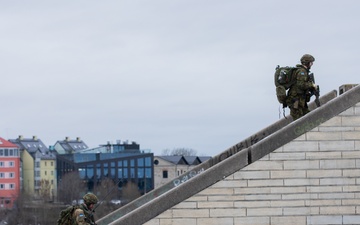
[9, 135, 57, 199]
[0, 137, 20, 209]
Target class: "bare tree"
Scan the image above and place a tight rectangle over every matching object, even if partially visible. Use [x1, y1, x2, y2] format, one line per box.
[57, 172, 84, 204]
[94, 178, 122, 219]
[95, 178, 119, 202]
[39, 179, 51, 202]
[162, 148, 197, 156]
[121, 181, 141, 203]
[6, 191, 59, 224]
[161, 148, 171, 155]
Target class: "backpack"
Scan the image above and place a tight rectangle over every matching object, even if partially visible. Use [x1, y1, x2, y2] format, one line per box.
[274, 65, 298, 106]
[57, 205, 79, 225]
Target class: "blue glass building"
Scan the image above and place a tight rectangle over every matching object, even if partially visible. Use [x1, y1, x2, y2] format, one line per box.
[56, 142, 154, 194]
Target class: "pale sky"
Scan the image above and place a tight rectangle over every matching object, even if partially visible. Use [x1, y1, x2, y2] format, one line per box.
[1, 1, 359, 156]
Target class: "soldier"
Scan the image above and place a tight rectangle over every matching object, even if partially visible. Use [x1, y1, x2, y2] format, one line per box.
[57, 193, 98, 225]
[75, 193, 98, 225]
[285, 54, 318, 120]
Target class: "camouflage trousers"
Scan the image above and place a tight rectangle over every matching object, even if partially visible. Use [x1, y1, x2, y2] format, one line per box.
[288, 97, 310, 120]
[289, 105, 310, 120]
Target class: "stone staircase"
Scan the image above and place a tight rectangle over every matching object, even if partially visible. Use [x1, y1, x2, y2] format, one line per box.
[97, 84, 360, 225]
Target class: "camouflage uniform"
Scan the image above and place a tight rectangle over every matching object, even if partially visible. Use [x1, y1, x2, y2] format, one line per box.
[73, 203, 96, 225]
[57, 193, 98, 225]
[286, 54, 316, 120]
[72, 193, 98, 225]
[73, 193, 98, 225]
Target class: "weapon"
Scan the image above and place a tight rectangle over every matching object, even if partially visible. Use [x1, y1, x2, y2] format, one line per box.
[308, 73, 320, 107]
[88, 179, 122, 224]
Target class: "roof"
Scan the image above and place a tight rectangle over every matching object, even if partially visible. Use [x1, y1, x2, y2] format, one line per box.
[58, 140, 88, 152]
[157, 155, 211, 165]
[157, 156, 188, 165]
[0, 137, 19, 148]
[9, 136, 56, 159]
[54, 137, 88, 154]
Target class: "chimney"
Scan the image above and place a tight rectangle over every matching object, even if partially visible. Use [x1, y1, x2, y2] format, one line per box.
[33, 136, 37, 141]
[65, 137, 70, 142]
[18, 135, 23, 140]
[76, 137, 81, 142]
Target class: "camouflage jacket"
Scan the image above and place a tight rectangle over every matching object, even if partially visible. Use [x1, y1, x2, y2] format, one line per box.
[287, 64, 314, 99]
[75, 203, 96, 225]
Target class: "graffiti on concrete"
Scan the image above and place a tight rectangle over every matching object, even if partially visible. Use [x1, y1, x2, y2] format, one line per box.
[294, 118, 325, 136]
[173, 168, 205, 187]
[213, 132, 267, 164]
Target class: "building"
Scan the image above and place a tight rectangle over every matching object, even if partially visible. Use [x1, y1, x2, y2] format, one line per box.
[0, 137, 21, 209]
[153, 155, 211, 188]
[56, 140, 154, 195]
[53, 137, 88, 154]
[9, 135, 57, 200]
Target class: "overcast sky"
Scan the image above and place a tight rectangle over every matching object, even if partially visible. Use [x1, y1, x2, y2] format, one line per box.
[1, 1, 359, 156]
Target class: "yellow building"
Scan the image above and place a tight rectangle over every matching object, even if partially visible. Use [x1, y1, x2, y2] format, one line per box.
[39, 158, 57, 200]
[20, 149, 34, 194]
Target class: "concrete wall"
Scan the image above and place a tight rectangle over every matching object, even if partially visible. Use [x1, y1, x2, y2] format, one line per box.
[96, 85, 359, 225]
[144, 102, 360, 225]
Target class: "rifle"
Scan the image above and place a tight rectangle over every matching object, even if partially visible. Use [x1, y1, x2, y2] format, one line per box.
[87, 179, 122, 225]
[308, 73, 320, 107]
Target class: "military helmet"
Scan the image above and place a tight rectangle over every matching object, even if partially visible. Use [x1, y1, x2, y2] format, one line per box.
[300, 54, 315, 64]
[83, 193, 98, 205]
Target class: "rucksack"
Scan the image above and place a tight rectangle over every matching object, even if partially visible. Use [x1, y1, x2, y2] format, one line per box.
[57, 205, 79, 225]
[274, 65, 298, 106]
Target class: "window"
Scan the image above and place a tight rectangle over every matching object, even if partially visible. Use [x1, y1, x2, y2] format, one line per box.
[9, 173, 15, 178]
[78, 168, 86, 179]
[137, 158, 144, 167]
[0, 184, 4, 189]
[0, 162, 4, 167]
[123, 168, 128, 178]
[45, 171, 47, 175]
[9, 161, 14, 167]
[163, 170, 168, 178]
[118, 168, 123, 179]
[9, 184, 15, 189]
[0, 173, 4, 178]
[51, 162, 54, 166]
[145, 157, 152, 166]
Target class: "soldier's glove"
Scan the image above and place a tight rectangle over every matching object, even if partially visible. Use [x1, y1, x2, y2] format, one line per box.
[312, 83, 318, 90]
